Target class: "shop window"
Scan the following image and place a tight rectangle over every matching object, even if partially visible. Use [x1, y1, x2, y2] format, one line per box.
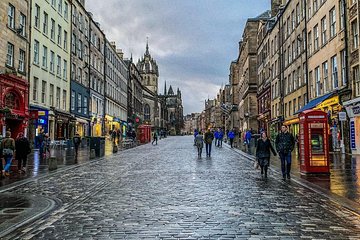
[4, 92, 20, 110]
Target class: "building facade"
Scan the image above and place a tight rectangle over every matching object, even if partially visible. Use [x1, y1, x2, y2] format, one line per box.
[89, 16, 105, 136]
[126, 59, 143, 129]
[29, 0, 71, 143]
[0, 0, 30, 139]
[104, 41, 128, 136]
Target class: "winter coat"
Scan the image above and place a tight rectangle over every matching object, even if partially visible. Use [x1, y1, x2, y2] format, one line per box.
[15, 137, 31, 158]
[228, 131, 235, 139]
[256, 138, 276, 159]
[218, 131, 224, 139]
[214, 131, 219, 139]
[275, 132, 295, 154]
[195, 134, 204, 148]
[204, 132, 214, 144]
[245, 131, 252, 141]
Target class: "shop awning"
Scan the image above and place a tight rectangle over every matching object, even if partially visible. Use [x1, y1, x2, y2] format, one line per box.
[295, 92, 334, 114]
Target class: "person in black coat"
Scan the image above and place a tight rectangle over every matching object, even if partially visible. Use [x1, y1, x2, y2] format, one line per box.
[15, 132, 31, 173]
[256, 131, 277, 178]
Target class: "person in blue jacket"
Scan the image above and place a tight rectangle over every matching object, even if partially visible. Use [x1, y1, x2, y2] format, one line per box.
[193, 129, 199, 146]
[228, 129, 235, 148]
[214, 129, 219, 147]
[218, 129, 224, 147]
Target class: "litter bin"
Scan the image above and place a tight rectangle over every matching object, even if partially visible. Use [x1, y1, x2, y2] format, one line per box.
[90, 137, 105, 157]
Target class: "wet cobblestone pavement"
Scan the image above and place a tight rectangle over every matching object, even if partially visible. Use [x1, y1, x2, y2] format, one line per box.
[2, 136, 360, 239]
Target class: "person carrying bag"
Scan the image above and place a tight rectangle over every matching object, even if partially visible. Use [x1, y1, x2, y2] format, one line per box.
[1, 131, 15, 177]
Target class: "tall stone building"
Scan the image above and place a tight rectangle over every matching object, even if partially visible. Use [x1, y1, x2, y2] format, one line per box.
[160, 84, 183, 135]
[29, 0, 71, 142]
[70, 0, 90, 138]
[0, 0, 30, 138]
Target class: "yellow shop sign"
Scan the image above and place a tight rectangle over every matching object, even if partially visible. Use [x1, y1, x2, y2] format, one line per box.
[315, 96, 339, 109]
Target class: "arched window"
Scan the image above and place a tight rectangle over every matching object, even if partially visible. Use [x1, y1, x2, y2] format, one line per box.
[144, 104, 150, 120]
[4, 92, 20, 110]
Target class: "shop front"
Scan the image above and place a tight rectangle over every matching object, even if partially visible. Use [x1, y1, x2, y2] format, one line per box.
[257, 111, 271, 136]
[29, 107, 49, 147]
[0, 74, 29, 139]
[54, 109, 75, 140]
[269, 116, 284, 143]
[283, 117, 300, 137]
[75, 117, 89, 137]
[344, 97, 360, 155]
[105, 115, 121, 135]
[91, 116, 103, 137]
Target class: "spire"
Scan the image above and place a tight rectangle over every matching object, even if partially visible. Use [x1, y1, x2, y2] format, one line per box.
[164, 81, 167, 95]
[145, 37, 149, 55]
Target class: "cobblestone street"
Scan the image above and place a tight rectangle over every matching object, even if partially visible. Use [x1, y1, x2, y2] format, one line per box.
[1, 136, 360, 239]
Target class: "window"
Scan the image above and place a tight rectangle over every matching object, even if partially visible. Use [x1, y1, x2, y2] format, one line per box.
[57, 25, 62, 45]
[34, 40, 39, 64]
[43, 12, 48, 34]
[33, 77, 38, 101]
[19, 49, 25, 72]
[62, 90, 66, 110]
[77, 94, 82, 113]
[42, 45, 47, 68]
[144, 104, 150, 120]
[315, 66, 321, 96]
[63, 60, 67, 79]
[50, 51, 55, 72]
[6, 43, 14, 67]
[8, 4, 15, 29]
[308, 31, 312, 54]
[314, 24, 319, 51]
[84, 97, 88, 114]
[41, 80, 46, 104]
[313, 0, 318, 13]
[354, 66, 360, 96]
[64, 2, 68, 20]
[51, 0, 56, 8]
[63, 30, 68, 50]
[321, 17, 327, 45]
[293, 98, 297, 114]
[50, 84, 54, 106]
[19, 13, 26, 37]
[58, 0, 62, 13]
[78, 67, 82, 82]
[78, 40, 83, 59]
[330, 7, 336, 38]
[56, 87, 60, 108]
[339, 0, 345, 30]
[331, 55, 338, 89]
[352, 20, 359, 49]
[71, 90, 75, 111]
[50, 19, 55, 40]
[35, 4, 40, 29]
[341, 50, 347, 85]
[57, 55, 61, 76]
[309, 71, 313, 98]
[79, 13, 83, 31]
[322, 61, 328, 93]
[72, 33, 76, 53]
[72, 63, 76, 80]
[296, 3, 300, 24]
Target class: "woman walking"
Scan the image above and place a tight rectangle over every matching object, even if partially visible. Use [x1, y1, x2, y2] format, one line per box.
[256, 131, 276, 179]
[15, 132, 31, 173]
[194, 131, 204, 158]
[1, 131, 15, 177]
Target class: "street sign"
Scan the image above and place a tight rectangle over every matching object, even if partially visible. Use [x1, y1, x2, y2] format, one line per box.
[339, 112, 347, 121]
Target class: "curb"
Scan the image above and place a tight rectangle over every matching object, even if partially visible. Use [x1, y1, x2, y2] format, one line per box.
[225, 143, 360, 217]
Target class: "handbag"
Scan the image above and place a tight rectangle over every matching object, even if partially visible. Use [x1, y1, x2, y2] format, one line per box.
[254, 159, 260, 169]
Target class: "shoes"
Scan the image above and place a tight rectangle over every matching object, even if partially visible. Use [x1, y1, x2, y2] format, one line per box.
[287, 174, 291, 179]
[282, 175, 286, 181]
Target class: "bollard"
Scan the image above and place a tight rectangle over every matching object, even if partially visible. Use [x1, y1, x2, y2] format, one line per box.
[113, 145, 118, 153]
[90, 149, 96, 159]
[48, 157, 58, 171]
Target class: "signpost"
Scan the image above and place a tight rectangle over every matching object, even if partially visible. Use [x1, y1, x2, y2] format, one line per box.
[338, 112, 347, 154]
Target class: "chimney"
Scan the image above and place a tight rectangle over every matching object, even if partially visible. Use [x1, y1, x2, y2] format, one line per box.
[271, 0, 282, 17]
[110, 41, 116, 49]
[116, 49, 124, 60]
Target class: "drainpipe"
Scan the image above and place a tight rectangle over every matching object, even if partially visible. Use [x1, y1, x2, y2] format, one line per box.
[304, 0, 309, 104]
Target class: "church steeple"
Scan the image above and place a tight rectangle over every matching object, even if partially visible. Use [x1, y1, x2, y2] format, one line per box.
[164, 81, 167, 95]
[145, 37, 149, 56]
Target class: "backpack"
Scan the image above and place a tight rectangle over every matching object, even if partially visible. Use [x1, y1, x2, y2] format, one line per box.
[2, 138, 14, 156]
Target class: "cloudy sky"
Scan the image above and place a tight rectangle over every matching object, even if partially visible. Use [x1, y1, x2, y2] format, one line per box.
[87, 0, 269, 114]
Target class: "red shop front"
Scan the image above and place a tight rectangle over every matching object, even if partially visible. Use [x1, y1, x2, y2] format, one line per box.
[0, 74, 29, 138]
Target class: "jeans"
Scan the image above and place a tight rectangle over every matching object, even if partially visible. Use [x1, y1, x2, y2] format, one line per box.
[17, 155, 28, 170]
[229, 138, 234, 148]
[279, 152, 292, 176]
[4, 154, 13, 172]
[218, 139, 223, 147]
[197, 147, 202, 156]
[206, 143, 212, 156]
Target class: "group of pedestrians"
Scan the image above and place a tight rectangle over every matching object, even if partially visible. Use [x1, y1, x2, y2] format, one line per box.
[0, 130, 31, 178]
[255, 125, 295, 180]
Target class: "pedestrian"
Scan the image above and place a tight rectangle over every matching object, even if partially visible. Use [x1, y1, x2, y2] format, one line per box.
[116, 129, 121, 144]
[218, 129, 224, 147]
[256, 131, 277, 179]
[73, 132, 81, 159]
[38, 129, 45, 158]
[195, 131, 204, 158]
[1, 131, 15, 177]
[275, 125, 295, 180]
[228, 129, 235, 148]
[152, 131, 158, 145]
[193, 129, 199, 146]
[214, 129, 219, 147]
[204, 128, 214, 157]
[15, 132, 31, 174]
[245, 130, 252, 154]
[111, 129, 117, 144]
[42, 133, 51, 159]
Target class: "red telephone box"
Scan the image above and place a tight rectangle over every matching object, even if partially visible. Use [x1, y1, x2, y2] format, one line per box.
[137, 125, 151, 143]
[299, 110, 330, 174]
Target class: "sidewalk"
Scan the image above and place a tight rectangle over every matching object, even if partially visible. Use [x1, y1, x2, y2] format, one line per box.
[232, 142, 360, 212]
[0, 139, 130, 188]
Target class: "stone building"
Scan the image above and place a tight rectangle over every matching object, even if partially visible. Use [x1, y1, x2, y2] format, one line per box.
[160, 84, 183, 135]
[104, 41, 128, 137]
[29, 0, 71, 142]
[70, 0, 90, 138]
[0, 0, 30, 138]
[89, 15, 105, 136]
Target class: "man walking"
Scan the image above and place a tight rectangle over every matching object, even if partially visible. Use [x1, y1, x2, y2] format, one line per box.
[218, 129, 224, 147]
[73, 133, 82, 160]
[275, 125, 295, 180]
[228, 129, 235, 148]
[204, 129, 214, 157]
[152, 131, 158, 145]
